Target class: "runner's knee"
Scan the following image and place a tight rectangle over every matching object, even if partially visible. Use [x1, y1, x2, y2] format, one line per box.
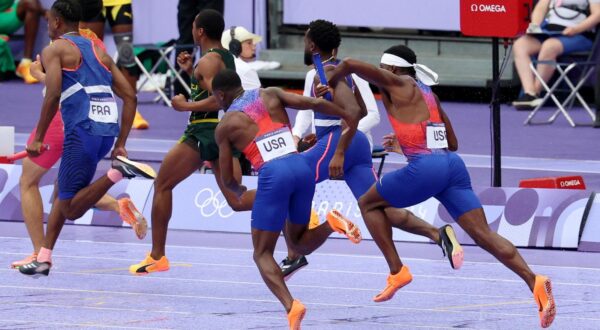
[384, 207, 411, 224]
[358, 193, 379, 214]
[114, 32, 136, 69]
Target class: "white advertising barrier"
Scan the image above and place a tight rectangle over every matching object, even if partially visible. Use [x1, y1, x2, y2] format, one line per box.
[153, 174, 436, 242]
[0, 126, 14, 156]
[145, 173, 591, 248]
[310, 179, 437, 243]
[0, 164, 153, 227]
[0, 165, 592, 248]
[148, 174, 257, 232]
[579, 193, 600, 252]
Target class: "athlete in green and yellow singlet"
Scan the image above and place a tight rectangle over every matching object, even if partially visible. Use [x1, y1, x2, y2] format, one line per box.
[129, 10, 251, 275]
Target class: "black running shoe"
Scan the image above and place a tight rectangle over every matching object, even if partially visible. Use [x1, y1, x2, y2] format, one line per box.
[112, 156, 156, 179]
[512, 93, 542, 111]
[280, 256, 308, 281]
[18, 261, 50, 278]
[438, 225, 464, 270]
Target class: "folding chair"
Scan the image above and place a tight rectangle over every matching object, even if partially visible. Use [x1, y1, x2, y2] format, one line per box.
[524, 28, 600, 127]
[130, 42, 194, 107]
[372, 145, 388, 178]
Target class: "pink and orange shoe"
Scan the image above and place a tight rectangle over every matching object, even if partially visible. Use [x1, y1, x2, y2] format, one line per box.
[10, 253, 37, 269]
[373, 265, 413, 302]
[118, 197, 148, 240]
[287, 299, 306, 330]
[534, 275, 556, 328]
[438, 225, 464, 270]
[326, 210, 361, 244]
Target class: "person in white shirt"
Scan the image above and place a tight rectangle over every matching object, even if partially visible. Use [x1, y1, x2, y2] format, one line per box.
[233, 56, 261, 90]
[222, 25, 280, 72]
[221, 26, 262, 89]
[512, 0, 600, 110]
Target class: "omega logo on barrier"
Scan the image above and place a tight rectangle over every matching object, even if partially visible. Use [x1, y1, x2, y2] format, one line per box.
[194, 188, 234, 218]
[470, 4, 507, 12]
[560, 179, 581, 187]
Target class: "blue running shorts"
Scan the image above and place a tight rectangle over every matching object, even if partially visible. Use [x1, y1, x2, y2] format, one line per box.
[376, 152, 482, 219]
[251, 154, 315, 232]
[58, 126, 114, 200]
[302, 128, 376, 199]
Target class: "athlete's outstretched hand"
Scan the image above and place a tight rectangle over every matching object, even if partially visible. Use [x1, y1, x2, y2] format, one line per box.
[111, 146, 128, 159]
[329, 152, 345, 179]
[26, 140, 44, 157]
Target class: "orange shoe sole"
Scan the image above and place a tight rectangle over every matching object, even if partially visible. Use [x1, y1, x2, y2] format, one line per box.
[535, 276, 556, 328]
[326, 210, 362, 244]
[118, 198, 148, 240]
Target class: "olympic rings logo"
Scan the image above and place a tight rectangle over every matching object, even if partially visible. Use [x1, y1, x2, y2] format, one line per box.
[194, 188, 234, 218]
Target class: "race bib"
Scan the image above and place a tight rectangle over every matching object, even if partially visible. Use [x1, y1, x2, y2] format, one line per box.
[256, 128, 296, 162]
[89, 97, 118, 123]
[426, 123, 448, 149]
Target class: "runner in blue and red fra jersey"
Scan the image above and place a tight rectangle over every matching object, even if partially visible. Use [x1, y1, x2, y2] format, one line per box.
[19, 0, 154, 278]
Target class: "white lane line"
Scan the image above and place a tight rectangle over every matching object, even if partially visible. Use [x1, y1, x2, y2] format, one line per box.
[2, 251, 600, 288]
[0, 301, 191, 315]
[0, 301, 477, 330]
[1, 285, 598, 323]
[1, 237, 599, 271]
[0, 319, 170, 329]
[1, 267, 597, 305]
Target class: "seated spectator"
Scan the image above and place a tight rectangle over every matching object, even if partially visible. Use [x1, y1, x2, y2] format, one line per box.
[221, 25, 280, 72]
[0, 0, 47, 83]
[221, 25, 262, 89]
[512, 0, 600, 110]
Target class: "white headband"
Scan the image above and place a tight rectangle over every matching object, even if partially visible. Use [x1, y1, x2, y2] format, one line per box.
[380, 53, 439, 86]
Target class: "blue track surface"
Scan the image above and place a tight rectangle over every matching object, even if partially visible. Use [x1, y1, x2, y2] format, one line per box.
[0, 222, 598, 329]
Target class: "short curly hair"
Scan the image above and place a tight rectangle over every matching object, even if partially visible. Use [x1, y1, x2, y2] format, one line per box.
[51, 0, 81, 23]
[194, 9, 225, 40]
[212, 69, 241, 92]
[307, 19, 341, 53]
